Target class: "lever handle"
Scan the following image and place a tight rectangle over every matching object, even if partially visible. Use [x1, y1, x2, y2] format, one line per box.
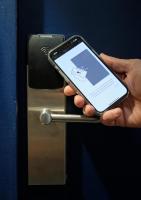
[40, 109, 100, 125]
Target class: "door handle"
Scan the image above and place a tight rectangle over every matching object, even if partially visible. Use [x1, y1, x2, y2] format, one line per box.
[40, 108, 100, 125]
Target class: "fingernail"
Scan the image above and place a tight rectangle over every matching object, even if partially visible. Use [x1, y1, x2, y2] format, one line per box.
[83, 107, 86, 115]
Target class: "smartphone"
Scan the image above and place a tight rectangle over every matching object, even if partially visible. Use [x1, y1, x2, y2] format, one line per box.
[48, 35, 128, 115]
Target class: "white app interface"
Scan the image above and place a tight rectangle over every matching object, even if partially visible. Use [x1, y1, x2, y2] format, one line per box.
[55, 42, 127, 112]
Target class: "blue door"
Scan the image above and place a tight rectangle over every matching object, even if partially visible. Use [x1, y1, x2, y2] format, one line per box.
[1, 0, 141, 199]
[0, 0, 17, 199]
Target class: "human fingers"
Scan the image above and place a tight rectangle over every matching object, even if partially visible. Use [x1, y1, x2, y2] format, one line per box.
[74, 95, 85, 108]
[64, 85, 76, 96]
[100, 53, 130, 73]
[82, 104, 95, 116]
[101, 107, 122, 126]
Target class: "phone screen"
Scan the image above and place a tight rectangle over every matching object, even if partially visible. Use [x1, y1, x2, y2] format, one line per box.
[52, 38, 128, 113]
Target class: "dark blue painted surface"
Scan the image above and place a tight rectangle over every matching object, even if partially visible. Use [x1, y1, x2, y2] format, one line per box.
[0, 0, 17, 199]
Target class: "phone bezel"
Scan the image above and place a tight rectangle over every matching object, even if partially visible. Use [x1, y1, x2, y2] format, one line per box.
[48, 35, 129, 115]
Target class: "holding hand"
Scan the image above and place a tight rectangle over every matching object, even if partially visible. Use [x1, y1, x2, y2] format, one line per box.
[64, 54, 141, 127]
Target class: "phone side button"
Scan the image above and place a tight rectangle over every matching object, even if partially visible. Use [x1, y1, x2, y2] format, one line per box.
[54, 65, 59, 70]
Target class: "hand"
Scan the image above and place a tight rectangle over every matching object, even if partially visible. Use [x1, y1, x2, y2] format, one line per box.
[64, 53, 141, 127]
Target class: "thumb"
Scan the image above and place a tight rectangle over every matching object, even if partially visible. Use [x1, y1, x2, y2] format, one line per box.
[100, 53, 130, 73]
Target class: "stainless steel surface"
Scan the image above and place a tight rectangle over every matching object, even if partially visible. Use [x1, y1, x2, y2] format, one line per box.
[28, 88, 66, 185]
[40, 109, 100, 124]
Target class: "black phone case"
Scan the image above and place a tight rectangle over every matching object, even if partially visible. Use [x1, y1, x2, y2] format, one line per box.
[48, 35, 129, 114]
